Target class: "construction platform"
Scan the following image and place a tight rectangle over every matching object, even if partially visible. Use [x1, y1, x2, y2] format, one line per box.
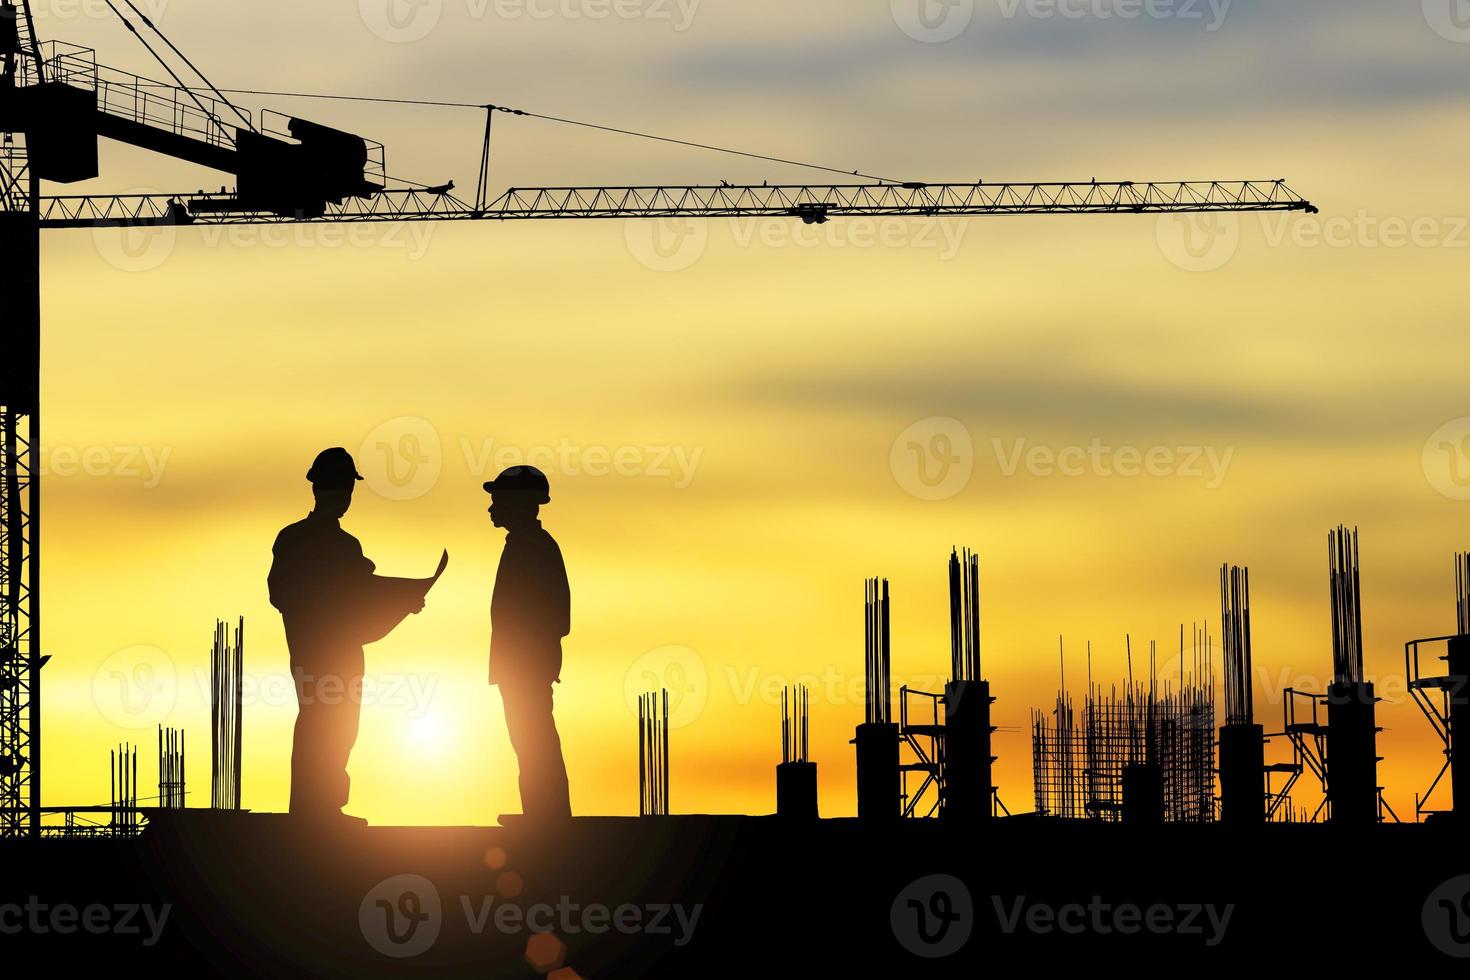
[2, 811, 1467, 973]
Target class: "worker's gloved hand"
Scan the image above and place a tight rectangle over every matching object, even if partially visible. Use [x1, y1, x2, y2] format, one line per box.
[410, 592, 426, 615]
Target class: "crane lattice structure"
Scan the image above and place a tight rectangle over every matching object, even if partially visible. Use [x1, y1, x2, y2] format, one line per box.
[0, 3, 1316, 835]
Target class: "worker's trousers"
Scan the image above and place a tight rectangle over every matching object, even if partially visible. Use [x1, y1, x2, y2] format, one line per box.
[289, 656, 364, 815]
[499, 680, 572, 819]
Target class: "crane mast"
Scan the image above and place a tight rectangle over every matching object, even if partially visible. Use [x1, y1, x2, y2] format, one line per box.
[0, 6, 1316, 837]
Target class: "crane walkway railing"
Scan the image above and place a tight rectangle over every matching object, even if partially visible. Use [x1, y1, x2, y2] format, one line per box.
[20, 41, 240, 151]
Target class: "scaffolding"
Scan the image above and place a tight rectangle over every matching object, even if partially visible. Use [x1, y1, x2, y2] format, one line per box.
[1402, 551, 1470, 821]
[1032, 636, 1215, 822]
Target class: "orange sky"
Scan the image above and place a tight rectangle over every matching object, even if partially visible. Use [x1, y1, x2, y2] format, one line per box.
[30, 0, 1470, 824]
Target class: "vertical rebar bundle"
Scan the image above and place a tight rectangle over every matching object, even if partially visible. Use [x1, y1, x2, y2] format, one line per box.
[949, 548, 980, 683]
[777, 683, 818, 819]
[1456, 551, 1470, 636]
[158, 725, 185, 809]
[1221, 564, 1254, 726]
[864, 578, 891, 725]
[110, 743, 138, 836]
[1328, 526, 1365, 685]
[781, 685, 809, 764]
[211, 617, 243, 810]
[638, 689, 669, 817]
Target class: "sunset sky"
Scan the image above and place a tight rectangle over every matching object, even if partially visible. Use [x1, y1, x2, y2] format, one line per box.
[32, 0, 1470, 824]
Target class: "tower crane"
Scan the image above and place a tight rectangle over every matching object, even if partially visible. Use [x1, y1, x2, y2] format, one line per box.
[0, 1, 1317, 837]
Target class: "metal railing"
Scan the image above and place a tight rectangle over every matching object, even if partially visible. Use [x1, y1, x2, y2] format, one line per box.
[19, 41, 240, 150]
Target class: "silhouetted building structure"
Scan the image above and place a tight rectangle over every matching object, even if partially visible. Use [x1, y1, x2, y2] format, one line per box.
[855, 578, 898, 822]
[1404, 551, 1470, 822]
[1033, 637, 1214, 823]
[776, 685, 816, 820]
[943, 548, 994, 823]
[1324, 527, 1381, 826]
[1219, 564, 1265, 824]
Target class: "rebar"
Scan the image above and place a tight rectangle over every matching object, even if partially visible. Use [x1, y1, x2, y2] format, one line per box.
[949, 548, 981, 683]
[1221, 564, 1254, 726]
[865, 578, 891, 725]
[1032, 636, 1215, 823]
[781, 684, 809, 764]
[211, 616, 243, 810]
[1456, 551, 1469, 636]
[158, 724, 185, 809]
[1328, 527, 1364, 685]
[639, 689, 670, 816]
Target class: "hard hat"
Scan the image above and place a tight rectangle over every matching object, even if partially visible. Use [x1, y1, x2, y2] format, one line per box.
[483, 465, 551, 504]
[306, 447, 364, 489]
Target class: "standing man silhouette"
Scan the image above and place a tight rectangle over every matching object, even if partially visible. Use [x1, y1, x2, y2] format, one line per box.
[268, 447, 429, 825]
[484, 465, 572, 821]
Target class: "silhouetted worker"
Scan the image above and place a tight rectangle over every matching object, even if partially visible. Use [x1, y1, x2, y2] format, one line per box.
[268, 447, 428, 824]
[484, 465, 572, 820]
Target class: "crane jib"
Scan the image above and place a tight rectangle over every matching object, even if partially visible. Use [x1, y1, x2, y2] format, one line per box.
[36, 181, 1317, 229]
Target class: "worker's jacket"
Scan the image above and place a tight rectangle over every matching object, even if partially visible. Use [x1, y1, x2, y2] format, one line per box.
[490, 520, 570, 686]
[268, 512, 419, 671]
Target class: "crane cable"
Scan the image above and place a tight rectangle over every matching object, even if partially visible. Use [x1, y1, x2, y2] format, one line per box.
[99, 0, 243, 139]
[116, 0, 257, 133]
[146, 85, 903, 184]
